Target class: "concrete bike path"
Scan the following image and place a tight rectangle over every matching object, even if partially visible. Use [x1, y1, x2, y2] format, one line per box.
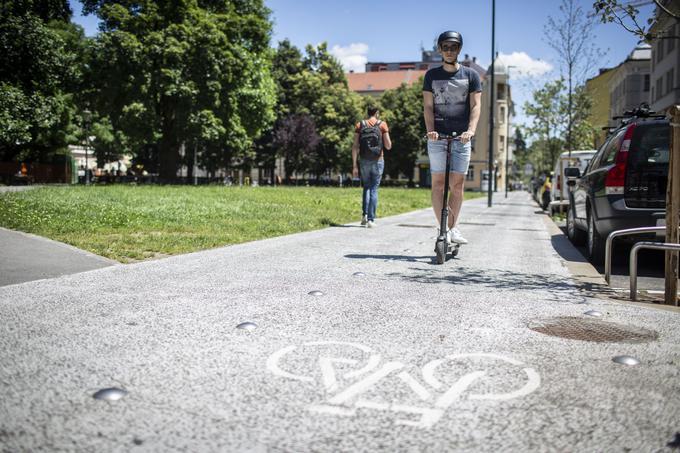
[0, 191, 678, 452]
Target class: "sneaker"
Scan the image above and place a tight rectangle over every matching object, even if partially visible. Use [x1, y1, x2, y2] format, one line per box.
[361, 215, 368, 226]
[449, 227, 468, 244]
[446, 229, 453, 244]
[367, 220, 376, 228]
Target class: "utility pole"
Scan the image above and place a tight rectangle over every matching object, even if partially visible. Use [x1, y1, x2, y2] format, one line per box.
[666, 106, 680, 306]
[488, 0, 495, 208]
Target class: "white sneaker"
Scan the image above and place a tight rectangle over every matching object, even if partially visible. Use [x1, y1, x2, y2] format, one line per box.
[449, 227, 468, 244]
[446, 229, 453, 244]
[361, 215, 368, 226]
[367, 220, 376, 228]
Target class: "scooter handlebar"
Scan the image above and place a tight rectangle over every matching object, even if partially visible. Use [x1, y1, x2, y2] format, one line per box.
[424, 133, 460, 141]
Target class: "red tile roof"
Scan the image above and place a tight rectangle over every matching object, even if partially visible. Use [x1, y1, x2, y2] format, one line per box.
[346, 70, 427, 94]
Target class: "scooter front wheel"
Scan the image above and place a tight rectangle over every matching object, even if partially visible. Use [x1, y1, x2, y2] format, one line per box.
[435, 240, 447, 264]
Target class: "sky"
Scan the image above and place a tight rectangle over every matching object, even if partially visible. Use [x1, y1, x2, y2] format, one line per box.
[69, 0, 655, 129]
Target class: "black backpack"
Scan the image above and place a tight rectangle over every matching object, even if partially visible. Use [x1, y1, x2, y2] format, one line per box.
[359, 120, 383, 160]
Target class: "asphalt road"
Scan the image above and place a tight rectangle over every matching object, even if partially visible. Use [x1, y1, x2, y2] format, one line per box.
[1, 191, 679, 452]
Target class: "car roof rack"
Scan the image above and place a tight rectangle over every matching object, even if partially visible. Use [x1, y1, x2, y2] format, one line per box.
[611, 103, 666, 126]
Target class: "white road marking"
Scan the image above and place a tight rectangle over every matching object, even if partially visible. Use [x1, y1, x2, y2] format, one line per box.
[397, 371, 432, 401]
[267, 341, 380, 383]
[267, 344, 541, 429]
[327, 362, 404, 405]
[470, 368, 541, 401]
[435, 371, 487, 408]
[319, 357, 358, 392]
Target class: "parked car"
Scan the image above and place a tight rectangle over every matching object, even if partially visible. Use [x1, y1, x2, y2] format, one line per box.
[548, 150, 597, 215]
[565, 106, 669, 264]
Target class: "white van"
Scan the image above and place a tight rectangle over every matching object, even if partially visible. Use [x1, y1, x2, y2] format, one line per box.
[548, 150, 597, 214]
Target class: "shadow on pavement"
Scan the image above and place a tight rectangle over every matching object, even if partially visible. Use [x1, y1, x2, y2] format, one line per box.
[388, 266, 600, 304]
[344, 253, 435, 264]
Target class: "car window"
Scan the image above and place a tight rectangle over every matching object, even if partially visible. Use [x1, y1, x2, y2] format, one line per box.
[587, 136, 614, 172]
[600, 129, 626, 167]
[628, 123, 670, 167]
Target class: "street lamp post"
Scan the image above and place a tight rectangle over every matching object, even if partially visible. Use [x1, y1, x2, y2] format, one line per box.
[487, 0, 495, 207]
[83, 109, 92, 185]
[505, 65, 517, 198]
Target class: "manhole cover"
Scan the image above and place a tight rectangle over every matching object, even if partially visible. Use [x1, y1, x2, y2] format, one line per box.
[528, 317, 658, 343]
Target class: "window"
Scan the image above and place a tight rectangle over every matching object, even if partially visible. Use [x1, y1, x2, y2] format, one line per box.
[466, 165, 475, 181]
[499, 106, 506, 124]
[656, 77, 663, 100]
[644, 74, 650, 92]
[600, 129, 626, 167]
[657, 40, 664, 63]
[667, 69, 674, 95]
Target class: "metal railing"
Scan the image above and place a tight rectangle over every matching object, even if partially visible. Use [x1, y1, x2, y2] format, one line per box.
[630, 242, 680, 301]
[605, 226, 668, 284]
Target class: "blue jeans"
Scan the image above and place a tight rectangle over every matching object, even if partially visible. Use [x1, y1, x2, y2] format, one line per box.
[360, 159, 384, 221]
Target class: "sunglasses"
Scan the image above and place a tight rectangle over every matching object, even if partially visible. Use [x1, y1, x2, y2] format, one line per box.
[440, 44, 460, 52]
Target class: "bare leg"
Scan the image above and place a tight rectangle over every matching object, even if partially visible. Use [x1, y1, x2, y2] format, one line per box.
[449, 173, 465, 229]
[431, 173, 446, 226]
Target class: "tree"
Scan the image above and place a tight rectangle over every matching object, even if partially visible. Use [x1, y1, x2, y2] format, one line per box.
[0, 4, 83, 162]
[269, 41, 361, 179]
[379, 80, 425, 183]
[82, 0, 276, 181]
[593, 0, 680, 41]
[545, 0, 602, 155]
[273, 113, 320, 180]
[523, 79, 595, 173]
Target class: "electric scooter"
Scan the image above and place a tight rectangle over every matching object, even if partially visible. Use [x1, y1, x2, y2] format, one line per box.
[433, 133, 462, 264]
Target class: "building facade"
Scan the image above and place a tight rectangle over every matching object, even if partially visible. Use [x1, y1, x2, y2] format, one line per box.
[609, 43, 651, 120]
[470, 58, 514, 193]
[649, 1, 680, 113]
[585, 68, 616, 149]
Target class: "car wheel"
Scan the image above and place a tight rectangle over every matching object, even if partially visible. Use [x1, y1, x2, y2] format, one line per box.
[587, 208, 605, 265]
[567, 203, 586, 245]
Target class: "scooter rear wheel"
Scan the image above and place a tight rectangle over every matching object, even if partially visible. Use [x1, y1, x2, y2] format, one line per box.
[435, 240, 447, 264]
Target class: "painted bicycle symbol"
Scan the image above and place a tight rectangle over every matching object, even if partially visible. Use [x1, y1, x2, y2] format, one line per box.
[266, 341, 540, 429]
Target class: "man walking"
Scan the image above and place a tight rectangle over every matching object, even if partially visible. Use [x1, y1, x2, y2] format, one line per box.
[423, 30, 481, 244]
[352, 106, 392, 228]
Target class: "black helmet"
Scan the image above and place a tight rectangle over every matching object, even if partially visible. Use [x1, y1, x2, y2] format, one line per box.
[437, 31, 463, 48]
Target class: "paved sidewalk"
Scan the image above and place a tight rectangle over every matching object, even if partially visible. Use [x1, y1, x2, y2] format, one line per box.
[0, 227, 117, 287]
[0, 191, 678, 452]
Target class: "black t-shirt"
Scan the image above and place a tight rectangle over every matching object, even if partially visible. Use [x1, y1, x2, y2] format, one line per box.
[423, 65, 482, 135]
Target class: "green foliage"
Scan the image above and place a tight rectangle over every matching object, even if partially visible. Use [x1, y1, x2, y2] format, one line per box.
[270, 40, 362, 178]
[0, 8, 83, 162]
[84, 0, 276, 180]
[523, 79, 595, 173]
[592, 0, 680, 42]
[379, 79, 425, 181]
[0, 0, 72, 22]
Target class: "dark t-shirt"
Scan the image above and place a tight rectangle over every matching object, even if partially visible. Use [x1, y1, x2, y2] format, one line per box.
[423, 65, 482, 135]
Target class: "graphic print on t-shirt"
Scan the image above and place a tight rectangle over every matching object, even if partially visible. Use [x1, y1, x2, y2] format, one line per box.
[432, 79, 469, 125]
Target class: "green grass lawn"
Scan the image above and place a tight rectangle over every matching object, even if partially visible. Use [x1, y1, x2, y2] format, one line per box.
[0, 185, 482, 262]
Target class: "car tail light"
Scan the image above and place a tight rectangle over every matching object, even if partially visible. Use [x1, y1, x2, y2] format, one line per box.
[605, 124, 636, 195]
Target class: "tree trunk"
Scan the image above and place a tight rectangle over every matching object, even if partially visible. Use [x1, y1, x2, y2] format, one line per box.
[158, 100, 180, 183]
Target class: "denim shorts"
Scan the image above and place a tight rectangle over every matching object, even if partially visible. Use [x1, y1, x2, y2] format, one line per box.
[427, 139, 472, 174]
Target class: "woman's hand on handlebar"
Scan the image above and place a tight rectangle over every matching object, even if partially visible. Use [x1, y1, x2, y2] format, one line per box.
[426, 131, 439, 141]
